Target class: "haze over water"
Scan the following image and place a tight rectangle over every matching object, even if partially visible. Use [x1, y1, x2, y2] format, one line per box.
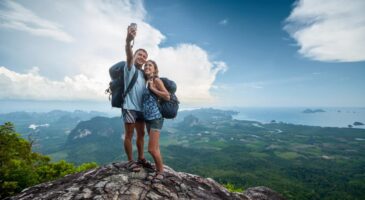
[233, 107, 365, 129]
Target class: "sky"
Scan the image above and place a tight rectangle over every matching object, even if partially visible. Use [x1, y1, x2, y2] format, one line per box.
[0, 0, 364, 113]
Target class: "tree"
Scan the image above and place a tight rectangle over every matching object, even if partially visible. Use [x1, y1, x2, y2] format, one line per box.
[0, 122, 97, 199]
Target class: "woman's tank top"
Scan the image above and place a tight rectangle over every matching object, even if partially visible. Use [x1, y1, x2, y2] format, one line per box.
[142, 85, 162, 120]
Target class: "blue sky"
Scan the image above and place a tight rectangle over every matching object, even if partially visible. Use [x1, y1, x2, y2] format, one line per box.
[144, 0, 365, 107]
[0, 0, 364, 112]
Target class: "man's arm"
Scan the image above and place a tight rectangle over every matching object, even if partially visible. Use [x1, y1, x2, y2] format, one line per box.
[125, 26, 136, 70]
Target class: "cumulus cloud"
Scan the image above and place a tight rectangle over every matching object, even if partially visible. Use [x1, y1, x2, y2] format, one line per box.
[0, 0, 227, 104]
[0, 0, 74, 42]
[284, 0, 365, 62]
[155, 44, 227, 103]
[0, 66, 105, 100]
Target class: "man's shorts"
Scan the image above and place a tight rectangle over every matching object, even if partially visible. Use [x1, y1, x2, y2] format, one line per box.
[145, 118, 164, 133]
[122, 109, 144, 124]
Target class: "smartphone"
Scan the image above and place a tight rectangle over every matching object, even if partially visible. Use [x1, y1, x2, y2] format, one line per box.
[130, 23, 137, 30]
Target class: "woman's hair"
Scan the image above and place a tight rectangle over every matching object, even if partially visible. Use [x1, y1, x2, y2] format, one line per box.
[144, 60, 159, 79]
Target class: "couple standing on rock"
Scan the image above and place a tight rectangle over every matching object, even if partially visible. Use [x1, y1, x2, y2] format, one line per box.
[121, 24, 170, 183]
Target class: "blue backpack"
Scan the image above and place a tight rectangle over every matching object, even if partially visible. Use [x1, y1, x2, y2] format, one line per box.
[106, 61, 138, 108]
[158, 78, 179, 119]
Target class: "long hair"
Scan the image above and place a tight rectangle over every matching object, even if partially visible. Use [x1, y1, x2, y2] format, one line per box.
[144, 60, 159, 80]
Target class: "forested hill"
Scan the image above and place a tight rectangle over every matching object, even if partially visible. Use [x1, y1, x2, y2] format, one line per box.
[1, 108, 365, 199]
[63, 109, 365, 199]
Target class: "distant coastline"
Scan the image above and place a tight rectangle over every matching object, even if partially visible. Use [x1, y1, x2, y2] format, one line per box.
[302, 108, 326, 114]
[232, 107, 365, 129]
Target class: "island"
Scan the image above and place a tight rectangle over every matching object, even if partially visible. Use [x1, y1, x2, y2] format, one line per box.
[353, 121, 364, 126]
[302, 108, 326, 114]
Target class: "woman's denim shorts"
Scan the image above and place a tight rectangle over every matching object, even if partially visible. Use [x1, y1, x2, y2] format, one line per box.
[146, 118, 164, 132]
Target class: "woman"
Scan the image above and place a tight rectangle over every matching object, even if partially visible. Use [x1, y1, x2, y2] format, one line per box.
[142, 60, 170, 182]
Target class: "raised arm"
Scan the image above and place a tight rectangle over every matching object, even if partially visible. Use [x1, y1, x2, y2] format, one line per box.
[149, 78, 171, 101]
[125, 26, 136, 70]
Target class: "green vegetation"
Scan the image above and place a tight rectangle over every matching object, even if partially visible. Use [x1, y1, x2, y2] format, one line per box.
[2, 109, 365, 200]
[59, 108, 365, 199]
[0, 110, 105, 157]
[64, 117, 124, 165]
[158, 112, 365, 200]
[0, 122, 98, 199]
[224, 182, 244, 193]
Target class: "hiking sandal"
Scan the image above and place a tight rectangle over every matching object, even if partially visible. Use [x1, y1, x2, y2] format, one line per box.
[126, 160, 141, 172]
[151, 171, 165, 184]
[137, 158, 155, 171]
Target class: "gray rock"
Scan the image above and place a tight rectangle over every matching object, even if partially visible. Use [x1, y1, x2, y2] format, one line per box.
[244, 186, 285, 200]
[7, 162, 285, 200]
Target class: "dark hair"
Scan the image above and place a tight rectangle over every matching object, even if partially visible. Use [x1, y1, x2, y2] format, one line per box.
[144, 60, 159, 79]
[134, 48, 148, 57]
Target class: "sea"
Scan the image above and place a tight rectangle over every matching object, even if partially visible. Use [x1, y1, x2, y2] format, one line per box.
[1, 100, 364, 129]
[231, 107, 365, 129]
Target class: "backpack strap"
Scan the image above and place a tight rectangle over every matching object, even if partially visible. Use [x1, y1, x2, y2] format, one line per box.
[122, 68, 139, 101]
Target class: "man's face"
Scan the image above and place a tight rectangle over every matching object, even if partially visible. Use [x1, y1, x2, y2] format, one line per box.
[133, 50, 147, 67]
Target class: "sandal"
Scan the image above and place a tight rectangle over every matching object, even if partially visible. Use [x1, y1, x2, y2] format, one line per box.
[151, 171, 165, 183]
[126, 160, 141, 172]
[137, 158, 155, 171]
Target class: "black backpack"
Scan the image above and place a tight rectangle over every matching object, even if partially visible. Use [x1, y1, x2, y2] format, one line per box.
[158, 78, 179, 119]
[106, 61, 138, 108]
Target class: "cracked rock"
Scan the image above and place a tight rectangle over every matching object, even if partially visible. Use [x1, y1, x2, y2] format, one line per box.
[7, 162, 285, 200]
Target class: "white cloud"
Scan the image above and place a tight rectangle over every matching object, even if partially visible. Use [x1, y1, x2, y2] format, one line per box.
[284, 0, 365, 62]
[0, 66, 105, 101]
[0, 0, 227, 105]
[29, 123, 49, 130]
[0, 0, 74, 42]
[155, 44, 227, 103]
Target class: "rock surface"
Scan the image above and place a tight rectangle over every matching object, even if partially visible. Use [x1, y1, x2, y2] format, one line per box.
[7, 162, 285, 200]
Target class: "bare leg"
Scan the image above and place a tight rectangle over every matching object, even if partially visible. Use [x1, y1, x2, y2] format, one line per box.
[124, 123, 135, 161]
[135, 121, 146, 160]
[148, 130, 163, 172]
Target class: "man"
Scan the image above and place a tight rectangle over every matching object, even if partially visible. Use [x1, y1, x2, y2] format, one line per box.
[123, 24, 152, 172]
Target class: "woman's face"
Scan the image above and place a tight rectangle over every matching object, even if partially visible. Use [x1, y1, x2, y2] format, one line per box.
[144, 61, 155, 76]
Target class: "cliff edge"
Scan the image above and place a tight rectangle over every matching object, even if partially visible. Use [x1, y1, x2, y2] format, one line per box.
[8, 162, 285, 200]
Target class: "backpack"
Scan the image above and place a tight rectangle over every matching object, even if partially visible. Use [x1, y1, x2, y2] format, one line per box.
[106, 61, 138, 108]
[158, 78, 179, 119]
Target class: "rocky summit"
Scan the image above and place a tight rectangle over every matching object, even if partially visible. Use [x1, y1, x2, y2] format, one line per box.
[8, 162, 285, 200]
